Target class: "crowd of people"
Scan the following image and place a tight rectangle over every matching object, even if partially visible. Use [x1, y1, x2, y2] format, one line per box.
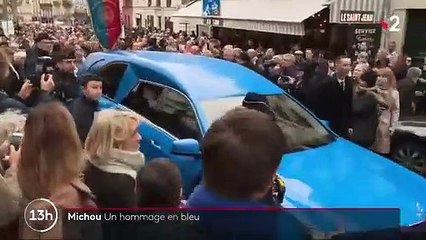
[121, 28, 424, 159]
[0, 23, 425, 239]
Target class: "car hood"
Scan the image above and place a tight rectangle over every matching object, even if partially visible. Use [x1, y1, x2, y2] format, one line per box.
[394, 121, 426, 138]
[278, 138, 426, 226]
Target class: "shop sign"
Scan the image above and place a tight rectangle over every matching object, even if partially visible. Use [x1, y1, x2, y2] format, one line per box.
[354, 28, 376, 42]
[340, 11, 375, 23]
[348, 25, 381, 58]
[203, 18, 223, 26]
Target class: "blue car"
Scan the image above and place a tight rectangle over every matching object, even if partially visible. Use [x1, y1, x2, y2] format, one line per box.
[78, 50, 426, 229]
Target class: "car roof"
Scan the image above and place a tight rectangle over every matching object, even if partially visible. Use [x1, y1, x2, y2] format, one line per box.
[83, 50, 282, 101]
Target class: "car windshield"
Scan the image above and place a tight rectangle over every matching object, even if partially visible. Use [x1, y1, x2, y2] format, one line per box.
[200, 94, 335, 151]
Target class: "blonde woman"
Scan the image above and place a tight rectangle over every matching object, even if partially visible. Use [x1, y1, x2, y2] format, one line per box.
[353, 63, 369, 81]
[84, 109, 144, 239]
[375, 67, 400, 133]
[84, 109, 145, 209]
[370, 74, 399, 157]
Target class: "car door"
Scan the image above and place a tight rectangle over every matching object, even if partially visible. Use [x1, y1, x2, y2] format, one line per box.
[121, 80, 203, 197]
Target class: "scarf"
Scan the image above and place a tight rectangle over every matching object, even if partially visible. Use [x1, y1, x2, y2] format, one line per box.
[88, 149, 145, 180]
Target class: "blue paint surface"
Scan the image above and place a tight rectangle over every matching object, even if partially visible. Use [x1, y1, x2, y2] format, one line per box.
[80, 51, 426, 227]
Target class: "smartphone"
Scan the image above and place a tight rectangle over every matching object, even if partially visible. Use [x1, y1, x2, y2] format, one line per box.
[28, 74, 41, 88]
[9, 132, 23, 149]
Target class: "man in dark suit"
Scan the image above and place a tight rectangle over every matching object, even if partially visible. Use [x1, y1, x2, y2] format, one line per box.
[315, 55, 353, 139]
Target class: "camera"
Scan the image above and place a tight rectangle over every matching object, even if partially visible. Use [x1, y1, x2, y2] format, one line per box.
[28, 56, 55, 88]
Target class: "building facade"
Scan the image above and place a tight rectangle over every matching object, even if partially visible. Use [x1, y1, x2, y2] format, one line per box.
[1, 0, 87, 23]
[72, 0, 89, 22]
[388, 0, 426, 63]
[17, 0, 35, 23]
[123, 0, 188, 30]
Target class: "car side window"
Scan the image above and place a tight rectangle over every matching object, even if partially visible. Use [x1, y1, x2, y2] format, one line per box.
[122, 81, 202, 142]
[99, 63, 128, 99]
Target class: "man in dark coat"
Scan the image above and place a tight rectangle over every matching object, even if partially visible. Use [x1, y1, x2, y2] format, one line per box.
[315, 55, 353, 139]
[397, 67, 421, 118]
[24, 33, 53, 77]
[68, 74, 103, 144]
[52, 48, 79, 104]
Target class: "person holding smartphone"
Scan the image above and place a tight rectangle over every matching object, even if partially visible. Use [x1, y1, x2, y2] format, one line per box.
[0, 110, 26, 234]
[0, 48, 55, 113]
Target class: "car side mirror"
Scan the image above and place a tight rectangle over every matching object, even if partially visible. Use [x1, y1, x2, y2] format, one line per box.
[171, 139, 201, 156]
[320, 120, 330, 128]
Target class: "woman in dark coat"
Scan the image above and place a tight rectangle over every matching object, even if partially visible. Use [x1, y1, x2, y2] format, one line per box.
[351, 70, 381, 148]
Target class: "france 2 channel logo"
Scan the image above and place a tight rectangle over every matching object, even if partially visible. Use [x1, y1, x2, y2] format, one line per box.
[24, 198, 59, 233]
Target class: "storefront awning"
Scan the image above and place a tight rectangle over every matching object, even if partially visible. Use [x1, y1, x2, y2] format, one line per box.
[328, 0, 389, 24]
[172, 0, 328, 36]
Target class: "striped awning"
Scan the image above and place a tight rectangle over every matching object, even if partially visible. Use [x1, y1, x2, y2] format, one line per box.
[213, 19, 306, 36]
[328, 0, 390, 24]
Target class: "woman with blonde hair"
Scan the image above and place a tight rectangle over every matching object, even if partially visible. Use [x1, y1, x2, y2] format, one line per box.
[16, 102, 100, 239]
[370, 70, 400, 156]
[375, 67, 400, 127]
[84, 109, 144, 207]
[84, 109, 145, 239]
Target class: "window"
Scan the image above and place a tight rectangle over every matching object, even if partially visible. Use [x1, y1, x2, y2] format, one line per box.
[156, 0, 161, 7]
[158, 16, 162, 29]
[122, 81, 202, 141]
[200, 94, 334, 152]
[147, 0, 152, 7]
[166, 0, 172, 7]
[99, 63, 128, 99]
[124, 0, 132, 7]
[136, 17, 142, 27]
[165, 17, 173, 31]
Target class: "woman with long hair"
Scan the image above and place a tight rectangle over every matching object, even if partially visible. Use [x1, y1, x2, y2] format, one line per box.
[84, 109, 145, 208]
[376, 67, 400, 129]
[84, 109, 145, 239]
[17, 101, 101, 239]
[370, 69, 400, 157]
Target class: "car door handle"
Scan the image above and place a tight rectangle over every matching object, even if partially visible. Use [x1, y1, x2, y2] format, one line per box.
[150, 140, 161, 149]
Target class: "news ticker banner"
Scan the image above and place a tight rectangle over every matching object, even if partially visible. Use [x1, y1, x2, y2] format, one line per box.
[21, 198, 403, 238]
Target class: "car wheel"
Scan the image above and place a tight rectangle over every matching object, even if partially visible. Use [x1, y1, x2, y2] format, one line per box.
[392, 141, 426, 176]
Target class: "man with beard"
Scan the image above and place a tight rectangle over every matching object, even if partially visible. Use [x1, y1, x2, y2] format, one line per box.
[52, 48, 79, 104]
